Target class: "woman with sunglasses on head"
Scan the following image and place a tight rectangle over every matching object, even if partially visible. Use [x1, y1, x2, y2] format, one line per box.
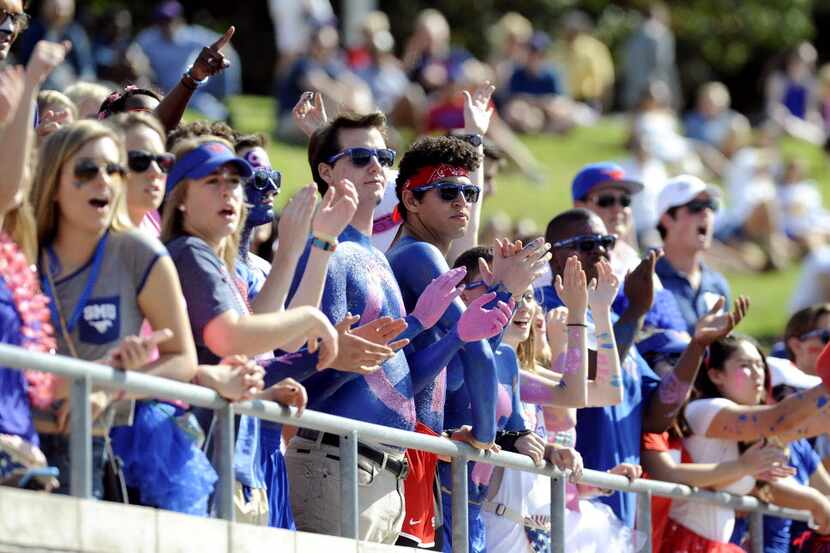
[659, 335, 830, 552]
[30, 120, 200, 502]
[105, 112, 174, 237]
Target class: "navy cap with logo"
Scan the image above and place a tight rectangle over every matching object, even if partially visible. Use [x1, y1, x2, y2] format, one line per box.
[165, 142, 253, 197]
[571, 162, 644, 202]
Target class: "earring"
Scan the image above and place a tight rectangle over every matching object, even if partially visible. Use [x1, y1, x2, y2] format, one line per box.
[178, 205, 186, 212]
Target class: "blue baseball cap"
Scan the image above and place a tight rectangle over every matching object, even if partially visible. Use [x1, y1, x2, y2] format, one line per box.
[571, 162, 644, 202]
[166, 142, 253, 197]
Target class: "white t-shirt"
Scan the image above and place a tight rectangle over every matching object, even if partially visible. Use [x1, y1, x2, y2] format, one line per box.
[766, 356, 821, 390]
[669, 397, 756, 542]
[370, 175, 400, 253]
[790, 246, 830, 313]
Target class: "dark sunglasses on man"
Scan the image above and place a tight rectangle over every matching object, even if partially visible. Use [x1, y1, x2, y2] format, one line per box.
[592, 193, 632, 209]
[0, 9, 29, 31]
[326, 147, 396, 168]
[552, 233, 617, 253]
[127, 150, 175, 174]
[249, 168, 282, 193]
[412, 181, 481, 204]
[73, 159, 126, 183]
[799, 328, 830, 344]
[683, 198, 718, 214]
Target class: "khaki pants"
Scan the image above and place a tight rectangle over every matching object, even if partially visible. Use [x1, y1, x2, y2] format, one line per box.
[234, 482, 269, 526]
[285, 436, 406, 543]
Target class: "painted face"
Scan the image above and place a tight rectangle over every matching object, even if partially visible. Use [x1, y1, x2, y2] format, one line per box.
[181, 163, 244, 246]
[579, 183, 633, 239]
[124, 125, 167, 216]
[712, 340, 767, 406]
[460, 268, 489, 306]
[792, 313, 830, 374]
[504, 286, 537, 344]
[0, 0, 25, 61]
[319, 126, 388, 209]
[408, 175, 475, 240]
[239, 146, 279, 227]
[661, 192, 717, 253]
[56, 136, 124, 236]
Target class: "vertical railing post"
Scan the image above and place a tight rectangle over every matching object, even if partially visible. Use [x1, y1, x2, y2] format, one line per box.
[213, 404, 235, 521]
[549, 473, 566, 553]
[749, 511, 764, 553]
[339, 430, 359, 539]
[69, 375, 92, 498]
[451, 457, 469, 553]
[637, 490, 653, 553]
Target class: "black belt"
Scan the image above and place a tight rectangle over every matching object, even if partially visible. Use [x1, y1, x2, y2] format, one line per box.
[296, 428, 409, 479]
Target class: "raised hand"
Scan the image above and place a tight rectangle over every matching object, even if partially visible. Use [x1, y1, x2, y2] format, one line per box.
[293, 91, 328, 138]
[480, 237, 552, 297]
[106, 329, 173, 370]
[275, 184, 316, 260]
[0, 65, 24, 124]
[26, 40, 71, 86]
[189, 26, 234, 81]
[623, 249, 662, 319]
[262, 377, 308, 416]
[545, 307, 569, 350]
[588, 258, 620, 311]
[36, 108, 71, 141]
[312, 178, 358, 240]
[692, 295, 750, 347]
[324, 313, 396, 374]
[554, 255, 589, 316]
[411, 267, 468, 329]
[463, 81, 495, 135]
[457, 292, 513, 342]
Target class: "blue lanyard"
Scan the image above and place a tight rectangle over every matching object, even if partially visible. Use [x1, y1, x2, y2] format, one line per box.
[41, 231, 110, 334]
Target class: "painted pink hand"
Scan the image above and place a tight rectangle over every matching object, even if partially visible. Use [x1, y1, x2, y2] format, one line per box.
[457, 292, 511, 342]
[411, 267, 467, 329]
[658, 372, 692, 405]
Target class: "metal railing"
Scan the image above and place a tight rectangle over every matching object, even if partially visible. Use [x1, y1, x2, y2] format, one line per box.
[0, 343, 812, 553]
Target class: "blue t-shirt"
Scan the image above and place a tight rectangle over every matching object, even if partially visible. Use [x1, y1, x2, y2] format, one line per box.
[166, 234, 264, 489]
[655, 257, 732, 334]
[763, 439, 820, 552]
[508, 64, 562, 97]
[538, 285, 660, 527]
[0, 276, 37, 445]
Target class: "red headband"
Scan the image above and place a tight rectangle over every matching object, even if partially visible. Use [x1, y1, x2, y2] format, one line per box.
[392, 164, 470, 223]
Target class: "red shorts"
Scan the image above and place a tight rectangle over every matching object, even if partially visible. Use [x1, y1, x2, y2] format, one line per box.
[659, 520, 744, 553]
[399, 422, 440, 547]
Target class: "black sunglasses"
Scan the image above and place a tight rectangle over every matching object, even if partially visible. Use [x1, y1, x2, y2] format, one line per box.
[799, 328, 830, 344]
[552, 233, 617, 253]
[73, 159, 126, 183]
[0, 9, 29, 31]
[412, 181, 481, 204]
[250, 168, 282, 193]
[594, 194, 632, 209]
[684, 199, 718, 214]
[326, 147, 396, 168]
[127, 150, 175, 174]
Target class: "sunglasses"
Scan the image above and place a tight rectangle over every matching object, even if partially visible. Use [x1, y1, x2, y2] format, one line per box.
[326, 147, 396, 168]
[465, 279, 488, 290]
[552, 233, 617, 253]
[0, 9, 29, 31]
[249, 168, 282, 193]
[593, 194, 631, 209]
[73, 159, 126, 183]
[127, 150, 175, 173]
[684, 199, 718, 214]
[799, 328, 830, 344]
[412, 181, 481, 204]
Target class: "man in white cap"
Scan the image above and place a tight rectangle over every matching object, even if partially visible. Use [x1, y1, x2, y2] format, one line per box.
[655, 174, 731, 332]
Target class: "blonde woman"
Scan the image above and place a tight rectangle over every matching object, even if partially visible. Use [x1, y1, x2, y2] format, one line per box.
[30, 120, 199, 501]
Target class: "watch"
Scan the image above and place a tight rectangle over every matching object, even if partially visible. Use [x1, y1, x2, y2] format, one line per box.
[183, 65, 209, 88]
[459, 133, 483, 148]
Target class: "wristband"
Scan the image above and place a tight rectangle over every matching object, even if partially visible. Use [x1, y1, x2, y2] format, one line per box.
[311, 236, 337, 252]
[184, 65, 209, 87]
[495, 429, 533, 452]
[566, 323, 587, 328]
[180, 73, 198, 91]
[313, 231, 338, 244]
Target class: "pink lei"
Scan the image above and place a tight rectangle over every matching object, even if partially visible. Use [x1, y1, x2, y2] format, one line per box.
[0, 233, 57, 409]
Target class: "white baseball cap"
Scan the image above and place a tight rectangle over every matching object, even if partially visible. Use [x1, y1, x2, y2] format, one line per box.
[656, 174, 721, 218]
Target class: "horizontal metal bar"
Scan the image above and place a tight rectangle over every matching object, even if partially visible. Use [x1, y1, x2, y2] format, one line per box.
[0, 344, 812, 523]
[0, 344, 225, 410]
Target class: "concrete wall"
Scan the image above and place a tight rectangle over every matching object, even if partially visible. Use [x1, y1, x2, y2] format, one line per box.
[0, 487, 408, 553]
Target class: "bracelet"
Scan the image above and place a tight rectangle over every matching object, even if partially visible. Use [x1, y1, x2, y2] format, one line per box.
[311, 236, 337, 252]
[180, 72, 198, 91]
[313, 231, 338, 244]
[566, 323, 587, 328]
[183, 65, 209, 88]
